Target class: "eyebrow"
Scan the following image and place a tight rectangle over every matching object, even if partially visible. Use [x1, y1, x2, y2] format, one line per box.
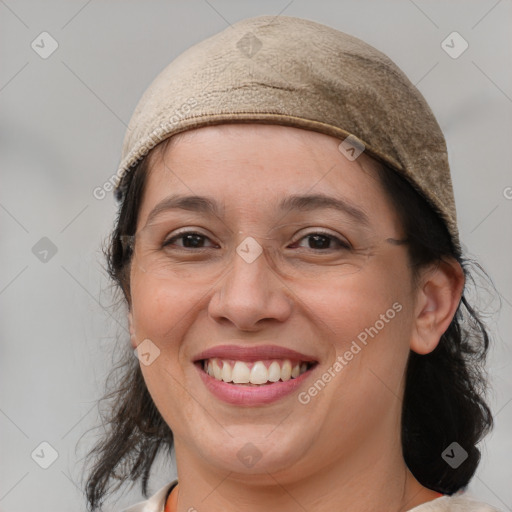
[144, 193, 370, 227]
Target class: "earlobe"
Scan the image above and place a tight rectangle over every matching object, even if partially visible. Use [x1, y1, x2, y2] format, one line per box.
[410, 259, 465, 355]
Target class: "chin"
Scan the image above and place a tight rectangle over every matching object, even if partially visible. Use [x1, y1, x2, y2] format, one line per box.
[189, 426, 312, 478]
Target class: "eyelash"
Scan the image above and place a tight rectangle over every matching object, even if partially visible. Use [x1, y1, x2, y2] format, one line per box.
[163, 229, 352, 251]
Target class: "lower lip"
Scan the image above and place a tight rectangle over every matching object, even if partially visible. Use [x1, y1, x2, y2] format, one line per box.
[196, 363, 315, 406]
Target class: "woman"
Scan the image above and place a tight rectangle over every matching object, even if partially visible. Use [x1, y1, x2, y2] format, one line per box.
[84, 15, 499, 512]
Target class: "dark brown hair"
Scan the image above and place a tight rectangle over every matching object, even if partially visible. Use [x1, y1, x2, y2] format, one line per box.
[83, 143, 494, 511]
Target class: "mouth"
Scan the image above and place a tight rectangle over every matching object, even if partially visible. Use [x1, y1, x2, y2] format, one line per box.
[192, 344, 319, 404]
[197, 358, 316, 386]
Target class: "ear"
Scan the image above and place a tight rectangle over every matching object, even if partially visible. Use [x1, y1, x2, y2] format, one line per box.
[410, 258, 465, 355]
[128, 311, 137, 349]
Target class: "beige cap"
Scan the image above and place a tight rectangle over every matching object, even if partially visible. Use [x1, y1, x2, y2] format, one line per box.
[115, 15, 460, 252]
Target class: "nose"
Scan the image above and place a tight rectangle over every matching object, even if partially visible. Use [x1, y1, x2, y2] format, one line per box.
[208, 239, 293, 331]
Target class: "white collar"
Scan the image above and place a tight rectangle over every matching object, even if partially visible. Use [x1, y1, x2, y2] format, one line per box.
[120, 480, 177, 512]
[120, 483, 499, 512]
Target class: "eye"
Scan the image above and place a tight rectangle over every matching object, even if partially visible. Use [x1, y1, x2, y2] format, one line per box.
[162, 229, 351, 251]
[163, 231, 217, 249]
[290, 231, 351, 251]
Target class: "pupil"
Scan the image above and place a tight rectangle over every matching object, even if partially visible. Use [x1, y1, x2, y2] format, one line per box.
[184, 234, 203, 248]
[309, 234, 329, 249]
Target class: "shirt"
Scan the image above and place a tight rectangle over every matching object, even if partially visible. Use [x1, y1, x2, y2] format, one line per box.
[120, 480, 502, 512]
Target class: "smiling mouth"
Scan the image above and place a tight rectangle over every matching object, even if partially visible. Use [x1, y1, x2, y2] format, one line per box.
[198, 358, 317, 386]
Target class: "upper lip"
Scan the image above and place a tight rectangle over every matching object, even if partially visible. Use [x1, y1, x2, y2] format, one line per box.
[193, 344, 318, 363]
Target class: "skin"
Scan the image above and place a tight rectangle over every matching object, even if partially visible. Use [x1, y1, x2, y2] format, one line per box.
[127, 124, 464, 512]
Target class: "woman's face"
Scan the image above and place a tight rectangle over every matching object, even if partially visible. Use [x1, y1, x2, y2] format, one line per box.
[128, 124, 419, 483]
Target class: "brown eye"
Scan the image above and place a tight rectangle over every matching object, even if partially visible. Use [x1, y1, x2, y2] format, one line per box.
[291, 231, 351, 251]
[163, 231, 217, 249]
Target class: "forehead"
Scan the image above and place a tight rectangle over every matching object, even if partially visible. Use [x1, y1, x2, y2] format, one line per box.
[138, 124, 397, 230]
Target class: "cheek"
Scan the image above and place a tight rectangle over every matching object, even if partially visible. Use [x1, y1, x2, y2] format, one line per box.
[129, 272, 200, 341]
[130, 273, 200, 432]
[308, 255, 415, 386]
[307, 262, 411, 339]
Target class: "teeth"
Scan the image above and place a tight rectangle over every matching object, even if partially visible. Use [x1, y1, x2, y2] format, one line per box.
[212, 359, 222, 380]
[250, 361, 268, 385]
[281, 360, 292, 381]
[268, 361, 281, 382]
[203, 358, 310, 385]
[232, 361, 251, 383]
[221, 360, 232, 382]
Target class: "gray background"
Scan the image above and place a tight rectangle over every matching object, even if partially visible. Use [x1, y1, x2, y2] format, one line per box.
[1, 1, 511, 511]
